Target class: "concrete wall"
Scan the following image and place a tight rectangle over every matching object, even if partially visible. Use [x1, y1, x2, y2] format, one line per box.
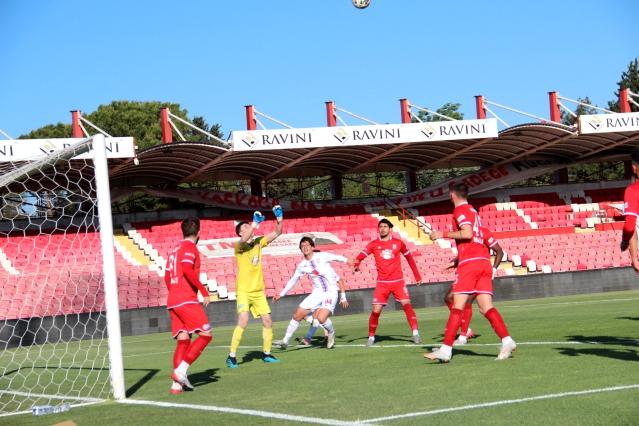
[3, 267, 638, 347]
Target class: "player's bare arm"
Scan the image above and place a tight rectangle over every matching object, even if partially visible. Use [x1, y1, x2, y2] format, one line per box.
[338, 278, 349, 308]
[431, 224, 472, 241]
[629, 233, 639, 272]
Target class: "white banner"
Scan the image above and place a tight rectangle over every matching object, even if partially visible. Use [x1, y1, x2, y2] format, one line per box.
[0, 137, 136, 162]
[231, 119, 498, 151]
[579, 112, 639, 134]
[143, 159, 560, 211]
[198, 232, 343, 258]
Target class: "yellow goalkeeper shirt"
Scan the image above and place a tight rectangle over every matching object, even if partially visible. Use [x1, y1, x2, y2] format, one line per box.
[234, 236, 268, 294]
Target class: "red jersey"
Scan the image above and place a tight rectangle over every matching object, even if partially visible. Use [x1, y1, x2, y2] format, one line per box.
[624, 181, 639, 219]
[451, 202, 490, 265]
[165, 240, 205, 309]
[356, 236, 421, 284]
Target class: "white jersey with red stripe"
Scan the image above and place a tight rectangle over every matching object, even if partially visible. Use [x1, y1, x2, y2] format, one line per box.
[280, 252, 346, 296]
[452, 202, 490, 265]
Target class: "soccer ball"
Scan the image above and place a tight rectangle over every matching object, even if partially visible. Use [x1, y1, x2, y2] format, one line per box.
[352, 0, 371, 9]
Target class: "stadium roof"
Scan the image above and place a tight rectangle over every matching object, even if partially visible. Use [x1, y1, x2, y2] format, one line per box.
[107, 122, 639, 188]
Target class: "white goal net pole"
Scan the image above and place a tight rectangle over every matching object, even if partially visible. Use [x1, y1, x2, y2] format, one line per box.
[92, 134, 125, 400]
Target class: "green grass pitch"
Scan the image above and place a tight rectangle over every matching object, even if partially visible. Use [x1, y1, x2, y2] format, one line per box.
[7, 290, 639, 425]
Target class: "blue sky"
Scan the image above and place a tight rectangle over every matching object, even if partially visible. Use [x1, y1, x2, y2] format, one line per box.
[1, 0, 637, 139]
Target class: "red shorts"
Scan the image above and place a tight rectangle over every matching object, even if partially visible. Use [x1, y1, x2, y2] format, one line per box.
[169, 303, 211, 338]
[452, 261, 493, 294]
[373, 281, 410, 305]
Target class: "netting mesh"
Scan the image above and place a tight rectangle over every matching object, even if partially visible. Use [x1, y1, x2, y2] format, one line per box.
[0, 140, 113, 415]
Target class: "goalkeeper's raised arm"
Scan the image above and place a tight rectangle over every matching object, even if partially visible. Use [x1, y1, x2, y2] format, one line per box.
[265, 205, 284, 244]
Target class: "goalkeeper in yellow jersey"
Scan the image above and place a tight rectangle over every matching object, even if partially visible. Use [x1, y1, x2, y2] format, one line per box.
[226, 205, 284, 368]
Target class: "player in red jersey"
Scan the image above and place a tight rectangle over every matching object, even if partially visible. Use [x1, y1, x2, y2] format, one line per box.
[426, 183, 516, 362]
[620, 149, 639, 272]
[352, 218, 423, 346]
[443, 226, 504, 345]
[164, 217, 212, 394]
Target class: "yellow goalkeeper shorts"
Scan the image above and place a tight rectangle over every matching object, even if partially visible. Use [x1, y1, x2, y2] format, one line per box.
[236, 292, 271, 318]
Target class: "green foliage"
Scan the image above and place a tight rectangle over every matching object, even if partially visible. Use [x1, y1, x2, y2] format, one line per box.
[560, 96, 598, 126]
[19, 101, 225, 151]
[19, 122, 72, 139]
[608, 58, 639, 112]
[416, 102, 464, 122]
[568, 161, 625, 183]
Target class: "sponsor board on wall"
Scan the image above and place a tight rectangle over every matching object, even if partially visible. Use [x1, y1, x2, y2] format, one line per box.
[0, 137, 136, 162]
[231, 119, 498, 151]
[198, 232, 343, 258]
[579, 112, 639, 134]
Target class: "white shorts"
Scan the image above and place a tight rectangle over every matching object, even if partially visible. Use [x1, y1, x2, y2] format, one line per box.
[299, 289, 338, 314]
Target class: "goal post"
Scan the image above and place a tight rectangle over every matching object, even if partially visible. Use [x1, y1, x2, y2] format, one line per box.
[0, 135, 132, 415]
[93, 134, 125, 400]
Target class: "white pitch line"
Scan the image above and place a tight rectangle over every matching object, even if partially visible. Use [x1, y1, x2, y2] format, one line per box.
[361, 384, 639, 424]
[119, 398, 360, 425]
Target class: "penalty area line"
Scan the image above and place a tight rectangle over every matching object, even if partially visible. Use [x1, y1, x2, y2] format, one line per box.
[361, 384, 639, 424]
[119, 398, 360, 425]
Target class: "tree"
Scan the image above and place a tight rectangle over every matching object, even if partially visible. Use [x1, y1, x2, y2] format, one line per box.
[560, 96, 598, 126]
[608, 58, 639, 112]
[20, 100, 225, 151]
[20, 122, 72, 139]
[416, 102, 464, 122]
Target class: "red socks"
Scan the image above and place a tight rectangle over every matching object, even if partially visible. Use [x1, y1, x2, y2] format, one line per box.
[484, 308, 509, 339]
[460, 303, 473, 336]
[173, 339, 190, 368]
[402, 303, 419, 332]
[443, 308, 463, 346]
[368, 311, 381, 336]
[183, 335, 212, 365]
[446, 300, 453, 311]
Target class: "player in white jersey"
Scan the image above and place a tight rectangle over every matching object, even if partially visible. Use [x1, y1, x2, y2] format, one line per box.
[273, 237, 350, 349]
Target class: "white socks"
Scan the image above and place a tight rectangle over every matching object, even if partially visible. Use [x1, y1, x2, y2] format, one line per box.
[283, 319, 300, 344]
[502, 336, 515, 345]
[321, 318, 334, 333]
[176, 360, 189, 375]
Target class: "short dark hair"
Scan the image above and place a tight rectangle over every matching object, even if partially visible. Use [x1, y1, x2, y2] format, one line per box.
[450, 183, 469, 199]
[181, 217, 200, 238]
[235, 221, 249, 237]
[378, 218, 394, 228]
[631, 148, 639, 164]
[299, 236, 315, 249]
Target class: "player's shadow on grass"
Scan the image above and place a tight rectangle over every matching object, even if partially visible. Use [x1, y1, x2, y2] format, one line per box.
[616, 316, 639, 321]
[433, 333, 483, 341]
[1, 366, 160, 398]
[450, 349, 495, 359]
[565, 335, 639, 347]
[188, 368, 219, 387]
[345, 335, 413, 344]
[241, 351, 266, 364]
[555, 347, 638, 362]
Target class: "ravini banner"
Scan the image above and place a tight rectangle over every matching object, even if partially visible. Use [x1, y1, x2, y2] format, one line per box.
[0, 137, 136, 162]
[143, 160, 561, 211]
[579, 112, 639, 134]
[231, 119, 498, 151]
[198, 232, 343, 258]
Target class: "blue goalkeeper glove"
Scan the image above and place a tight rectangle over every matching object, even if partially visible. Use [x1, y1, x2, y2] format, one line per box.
[252, 211, 265, 228]
[272, 205, 283, 222]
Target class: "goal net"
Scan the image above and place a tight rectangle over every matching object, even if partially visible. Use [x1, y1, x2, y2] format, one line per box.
[0, 135, 125, 417]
